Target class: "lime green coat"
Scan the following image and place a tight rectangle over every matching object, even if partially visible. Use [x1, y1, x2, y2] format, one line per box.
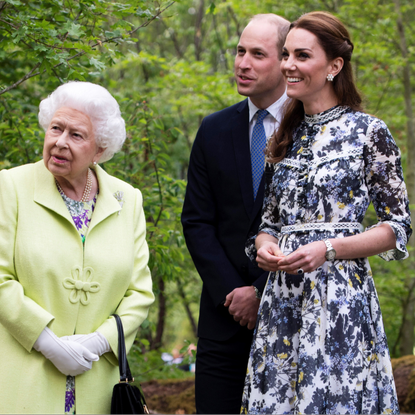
[0, 161, 155, 414]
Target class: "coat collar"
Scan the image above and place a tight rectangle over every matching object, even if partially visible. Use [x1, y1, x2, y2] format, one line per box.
[33, 160, 74, 224]
[89, 164, 122, 231]
[33, 161, 121, 231]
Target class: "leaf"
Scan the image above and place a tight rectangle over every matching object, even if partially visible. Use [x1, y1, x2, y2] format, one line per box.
[89, 57, 106, 72]
[65, 22, 86, 38]
[206, 2, 216, 14]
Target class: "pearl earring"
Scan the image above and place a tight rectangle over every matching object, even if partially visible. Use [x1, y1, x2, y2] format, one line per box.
[93, 161, 97, 165]
[327, 74, 334, 82]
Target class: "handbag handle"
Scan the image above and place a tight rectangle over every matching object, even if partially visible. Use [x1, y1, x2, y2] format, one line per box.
[113, 314, 134, 383]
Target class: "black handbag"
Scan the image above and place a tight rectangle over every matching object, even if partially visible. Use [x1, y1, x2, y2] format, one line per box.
[111, 314, 149, 414]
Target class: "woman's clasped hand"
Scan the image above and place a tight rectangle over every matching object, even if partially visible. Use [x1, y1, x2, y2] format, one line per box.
[33, 327, 100, 376]
[256, 235, 327, 274]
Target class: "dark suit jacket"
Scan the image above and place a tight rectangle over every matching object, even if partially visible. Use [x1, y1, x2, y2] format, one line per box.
[181, 99, 269, 341]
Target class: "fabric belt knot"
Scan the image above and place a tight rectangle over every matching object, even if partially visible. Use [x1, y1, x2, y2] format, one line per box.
[251, 109, 269, 200]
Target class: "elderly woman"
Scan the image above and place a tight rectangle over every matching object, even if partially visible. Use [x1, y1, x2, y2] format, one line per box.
[0, 81, 154, 414]
[241, 12, 411, 415]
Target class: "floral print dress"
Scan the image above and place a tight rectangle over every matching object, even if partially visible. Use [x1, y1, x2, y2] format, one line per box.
[56, 187, 98, 414]
[241, 106, 412, 414]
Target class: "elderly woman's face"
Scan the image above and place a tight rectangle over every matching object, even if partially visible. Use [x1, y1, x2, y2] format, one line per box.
[43, 107, 103, 182]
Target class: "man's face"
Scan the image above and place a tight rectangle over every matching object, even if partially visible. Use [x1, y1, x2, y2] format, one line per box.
[234, 20, 285, 109]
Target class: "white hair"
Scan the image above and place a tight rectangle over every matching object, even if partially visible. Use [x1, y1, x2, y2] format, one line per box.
[38, 81, 126, 163]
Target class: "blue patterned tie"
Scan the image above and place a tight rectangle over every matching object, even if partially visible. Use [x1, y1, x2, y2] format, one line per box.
[251, 109, 268, 200]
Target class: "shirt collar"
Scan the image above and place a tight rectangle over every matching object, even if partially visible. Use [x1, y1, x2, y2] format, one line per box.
[248, 91, 288, 123]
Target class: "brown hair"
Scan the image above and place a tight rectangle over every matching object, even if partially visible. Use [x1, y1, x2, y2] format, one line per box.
[267, 11, 363, 163]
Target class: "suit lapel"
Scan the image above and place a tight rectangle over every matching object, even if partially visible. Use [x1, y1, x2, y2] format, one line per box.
[232, 100, 254, 217]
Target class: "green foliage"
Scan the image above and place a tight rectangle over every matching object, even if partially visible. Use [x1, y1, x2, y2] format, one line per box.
[0, 0, 175, 94]
[100, 93, 190, 298]
[129, 340, 196, 382]
[0, 88, 43, 167]
[370, 253, 415, 357]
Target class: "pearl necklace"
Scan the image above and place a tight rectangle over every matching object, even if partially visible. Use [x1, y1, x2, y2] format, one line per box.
[56, 168, 93, 202]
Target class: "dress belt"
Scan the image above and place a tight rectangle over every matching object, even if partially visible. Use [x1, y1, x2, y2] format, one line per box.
[280, 222, 363, 235]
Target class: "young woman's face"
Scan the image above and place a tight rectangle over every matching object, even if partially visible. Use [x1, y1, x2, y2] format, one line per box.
[280, 28, 340, 114]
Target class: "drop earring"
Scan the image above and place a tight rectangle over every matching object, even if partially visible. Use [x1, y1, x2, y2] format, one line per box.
[327, 74, 334, 82]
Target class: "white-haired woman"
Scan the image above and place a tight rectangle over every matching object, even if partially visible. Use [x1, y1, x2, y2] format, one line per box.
[0, 82, 154, 414]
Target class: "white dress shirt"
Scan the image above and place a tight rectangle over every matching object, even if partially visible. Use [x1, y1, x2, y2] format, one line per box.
[248, 91, 288, 148]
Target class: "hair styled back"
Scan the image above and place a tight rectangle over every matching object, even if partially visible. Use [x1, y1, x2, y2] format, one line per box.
[267, 11, 363, 163]
[38, 81, 126, 163]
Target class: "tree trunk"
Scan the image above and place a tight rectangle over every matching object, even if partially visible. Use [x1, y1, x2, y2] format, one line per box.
[193, 0, 204, 61]
[177, 279, 198, 337]
[153, 276, 166, 349]
[394, 0, 415, 356]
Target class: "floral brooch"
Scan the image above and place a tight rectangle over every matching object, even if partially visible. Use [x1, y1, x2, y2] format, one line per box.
[113, 190, 125, 215]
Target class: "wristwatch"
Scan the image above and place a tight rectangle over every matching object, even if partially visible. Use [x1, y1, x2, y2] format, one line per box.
[253, 286, 262, 300]
[324, 239, 336, 261]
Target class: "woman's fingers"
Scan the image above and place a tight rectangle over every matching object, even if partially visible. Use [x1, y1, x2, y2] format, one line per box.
[256, 245, 285, 271]
[275, 241, 326, 274]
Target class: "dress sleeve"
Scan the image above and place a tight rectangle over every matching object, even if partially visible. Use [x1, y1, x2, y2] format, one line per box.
[245, 163, 282, 263]
[364, 118, 412, 261]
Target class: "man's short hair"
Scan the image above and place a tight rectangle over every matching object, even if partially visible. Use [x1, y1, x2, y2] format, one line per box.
[249, 14, 290, 60]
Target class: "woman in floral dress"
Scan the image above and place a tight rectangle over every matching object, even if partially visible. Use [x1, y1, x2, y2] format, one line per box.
[241, 11, 411, 415]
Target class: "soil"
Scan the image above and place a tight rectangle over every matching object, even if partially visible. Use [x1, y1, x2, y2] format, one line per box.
[142, 378, 195, 414]
[141, 357, 415, 414]
[392, 355, 415, 413]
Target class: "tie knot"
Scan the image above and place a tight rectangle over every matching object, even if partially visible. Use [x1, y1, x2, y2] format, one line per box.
[256, 109, 268, 124]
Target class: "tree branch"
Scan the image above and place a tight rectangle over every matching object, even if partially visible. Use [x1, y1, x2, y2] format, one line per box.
[227, 5, 241, 38]
[0, 1, 176, 96]
[160, 17, 184, 59]
[0, 2, 8, 15]
[0, 62, 41, 95]
[212, 13, 228, 71]
[129, 1, 175, 36]
[374, 72, 392, 113]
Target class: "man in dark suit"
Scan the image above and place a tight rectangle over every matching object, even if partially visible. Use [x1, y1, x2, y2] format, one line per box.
[181, 14, 290, 414]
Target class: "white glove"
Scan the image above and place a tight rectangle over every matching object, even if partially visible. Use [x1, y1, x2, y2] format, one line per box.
[61, 332, 111, 356]
[33, 327, 99, 376]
